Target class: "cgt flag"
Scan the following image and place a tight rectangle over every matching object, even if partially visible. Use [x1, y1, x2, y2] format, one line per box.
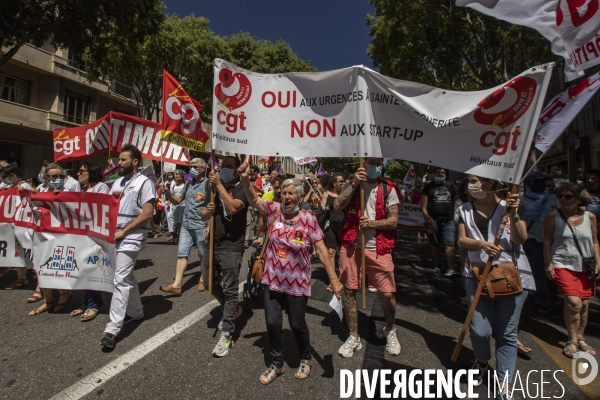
[161, 70, 209, 152]
[259, 156, 275, 165]
[403, 164, 417, 185]
[535, 71, 600, 153]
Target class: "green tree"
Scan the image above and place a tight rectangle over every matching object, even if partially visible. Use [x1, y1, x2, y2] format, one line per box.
[366, 0, 560, 90]
[316, 157, 360, 179]
[0, 0, 164, 69]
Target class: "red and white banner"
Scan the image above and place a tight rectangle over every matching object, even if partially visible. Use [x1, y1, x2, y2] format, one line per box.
[457, 0, 600, 79]
[0, 189, 119, 292]
[212, 59, 554, 183]
[293, 157, 318, 166]
[53, 111, 190, 164]
[397, 204, 427, 232]
[161, 70, 209, 152]
[259, 156, 275, 164]
[535, 71, 600, 153]
[403, 164, 417, 185]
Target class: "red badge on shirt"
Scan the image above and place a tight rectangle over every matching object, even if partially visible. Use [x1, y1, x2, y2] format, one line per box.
[276, 243, 289, 258]
[292, 230, 305, 245]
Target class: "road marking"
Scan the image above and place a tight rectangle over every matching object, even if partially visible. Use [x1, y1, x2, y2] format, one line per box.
[49, 282, 246, 400]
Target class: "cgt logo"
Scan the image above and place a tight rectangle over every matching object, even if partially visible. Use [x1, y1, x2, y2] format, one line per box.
[214, 68, 252, 133]
[54, 130, 81, 156]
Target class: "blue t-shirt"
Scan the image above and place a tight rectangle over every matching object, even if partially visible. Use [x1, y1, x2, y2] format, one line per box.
[181, 177, 209, 230]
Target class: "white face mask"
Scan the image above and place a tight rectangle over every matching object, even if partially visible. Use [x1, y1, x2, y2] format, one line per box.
[467, 183, 490, 199]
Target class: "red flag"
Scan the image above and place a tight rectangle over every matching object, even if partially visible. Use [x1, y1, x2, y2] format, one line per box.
[161, 70, 209, 152]
[259, 156, 275, 164]
[247, 155, 253, 165]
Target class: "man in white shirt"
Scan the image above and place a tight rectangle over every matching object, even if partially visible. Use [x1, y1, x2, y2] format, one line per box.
[101, 144, 155, 349]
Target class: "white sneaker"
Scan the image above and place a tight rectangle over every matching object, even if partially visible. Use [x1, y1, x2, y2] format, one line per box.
[444, 269, 455, 277]
[368, 286, 378, 293]
[338, 335, 362, 358]
[384, 328, 401, 356]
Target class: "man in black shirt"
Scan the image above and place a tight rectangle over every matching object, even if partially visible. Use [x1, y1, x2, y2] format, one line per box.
[421, 167, 457, 275]
[201, 156, 249, 357]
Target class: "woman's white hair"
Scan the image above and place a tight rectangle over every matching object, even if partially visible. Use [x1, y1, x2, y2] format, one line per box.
[45, 163, 65, 175]
[281, 178, 304, 197]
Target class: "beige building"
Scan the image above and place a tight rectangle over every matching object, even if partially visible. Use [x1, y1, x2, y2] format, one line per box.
[0, 42, 138, 180]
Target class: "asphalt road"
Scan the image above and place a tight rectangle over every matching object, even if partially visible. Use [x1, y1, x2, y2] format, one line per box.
[0, 231, 598, 400]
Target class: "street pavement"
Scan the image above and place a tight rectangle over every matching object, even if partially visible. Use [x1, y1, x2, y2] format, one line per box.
[0, 231, 598, 399]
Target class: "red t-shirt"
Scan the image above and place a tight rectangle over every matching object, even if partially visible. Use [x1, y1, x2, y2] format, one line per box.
[263, 201, 324, 296]
[254, 177, 263, 194]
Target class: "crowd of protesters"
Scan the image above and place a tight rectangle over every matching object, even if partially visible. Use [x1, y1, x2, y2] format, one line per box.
[0, 147, 598, 396]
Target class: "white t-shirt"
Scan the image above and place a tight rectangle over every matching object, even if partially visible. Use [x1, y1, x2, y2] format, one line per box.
[64, 176, 82, 192]
[342, 181, 400, 250]
[85, 182, 110, 194]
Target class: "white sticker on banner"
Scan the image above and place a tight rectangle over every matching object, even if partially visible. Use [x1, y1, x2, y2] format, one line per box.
[164, 162, 176, 173]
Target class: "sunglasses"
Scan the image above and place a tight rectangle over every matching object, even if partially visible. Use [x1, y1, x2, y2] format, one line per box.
[557, 194, 575, 200]
[335, 180, 344, 183]
[48, 174, 65, 180]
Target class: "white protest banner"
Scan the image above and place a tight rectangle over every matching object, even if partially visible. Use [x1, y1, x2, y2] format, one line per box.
[164, 162, 176, 173]
[32, 191, 119, 292]
[293, 157, 318, 166]
[535, 71, 600, 153]
[397, 203, 427, 232]
[456, 0, 594, 80]
[212, 59, 553, 183]
[403, 164, 417, 185]
[0, 189, 34, 267]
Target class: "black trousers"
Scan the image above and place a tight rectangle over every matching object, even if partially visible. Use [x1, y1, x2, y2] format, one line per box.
[264, 287, 311, 369]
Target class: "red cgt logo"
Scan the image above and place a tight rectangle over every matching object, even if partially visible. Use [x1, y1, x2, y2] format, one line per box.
[214, 68, 252, 110]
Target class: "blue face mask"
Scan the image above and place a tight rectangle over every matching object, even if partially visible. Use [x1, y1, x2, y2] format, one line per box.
[283, 205, 300, 215]
[38, 172, 44, 182]
[49, 178, 63, 189]
[2, 178, 13, 187]
[220, 168, 234, 183]
[366, 165, 381, 179]
[190, 168, 199, 177]
[434, 176, 445, 184]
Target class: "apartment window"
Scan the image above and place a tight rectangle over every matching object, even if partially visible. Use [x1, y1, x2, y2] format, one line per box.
[0, 73, 29, 105]
[64, 90, 90, 125]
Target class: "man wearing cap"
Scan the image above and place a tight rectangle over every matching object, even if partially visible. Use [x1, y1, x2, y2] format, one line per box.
[519, 171, 560, 315]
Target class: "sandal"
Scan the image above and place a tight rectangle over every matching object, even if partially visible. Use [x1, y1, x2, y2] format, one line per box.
[70, 304, 87, 317]
[295, 359, 312, 380]
[153, 232, 159, 239]
[81, 308, 99, 322]
[51, 291, 72, 313]
[577, 337, 597, 356]
[28, 302, 54, 316]
[26, 289, 44, 303]
[563, 341, 579, 358]
[517, 340, 532, 354]
[259, 364, 284, 385]
[167, 234, 175, 241]
[6, 279, 28, 290]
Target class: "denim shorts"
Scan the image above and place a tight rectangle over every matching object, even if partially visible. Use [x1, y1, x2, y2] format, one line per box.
[427, 218, 456, 246]
[177, 227, 207, 259]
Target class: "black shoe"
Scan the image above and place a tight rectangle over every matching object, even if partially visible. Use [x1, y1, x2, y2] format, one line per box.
[124, 313, 144, 325]
[470, 359, 490, 386]
[100, 332, 116, 348]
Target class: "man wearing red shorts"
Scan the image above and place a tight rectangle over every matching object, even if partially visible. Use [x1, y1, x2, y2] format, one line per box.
[334, 158, 402, 357]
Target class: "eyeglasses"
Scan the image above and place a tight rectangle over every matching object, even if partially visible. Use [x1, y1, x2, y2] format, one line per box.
[335, 180, 345, 183]
[77, 169, 88, 175]
[48, 174, 65, 180]
[557, 194, 575, 200]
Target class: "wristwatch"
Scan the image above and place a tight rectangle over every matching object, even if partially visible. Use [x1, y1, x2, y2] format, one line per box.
[510, 213, 521, 223]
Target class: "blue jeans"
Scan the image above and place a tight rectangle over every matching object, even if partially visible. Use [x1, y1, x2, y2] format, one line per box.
[428, 217, 456, 246]
[85, 290, 103, 309]
[465, 278, 527, 383]
[523, 239, 557, 307]
[177, 227, 206, 259]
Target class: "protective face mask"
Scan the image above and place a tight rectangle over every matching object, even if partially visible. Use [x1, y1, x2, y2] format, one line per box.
[467, 183, 489, 199]
[219, 168, 234, 182]
[434, 176, 445, 184]
[2, 179, 13, 187]
[190, 168, 199, 177]
[366, 165, 381, 179]
[38, 172, 44, 182]
[49, 178, 63, 189]
[167, 175, 174, 180]
[283, 205, 300, 215]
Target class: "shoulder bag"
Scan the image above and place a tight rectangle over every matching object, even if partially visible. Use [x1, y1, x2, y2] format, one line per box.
[557, 210, 598, 280]
[251, 209, 282, 283]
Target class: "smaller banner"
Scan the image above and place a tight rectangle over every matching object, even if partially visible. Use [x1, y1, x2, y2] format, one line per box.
[397, 203, 427, 232]
[535, 71, 600, 153]
[164, 162, 176, 173]
[161, 70, 209, 152]
[403, 164, 417, 185]
[32, 192, 119, 292]
[0, 189, 35, 267]
[293, 157, 318, 166]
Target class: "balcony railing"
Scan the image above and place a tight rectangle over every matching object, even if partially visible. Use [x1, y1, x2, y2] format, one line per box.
[109, 80, 134, 100]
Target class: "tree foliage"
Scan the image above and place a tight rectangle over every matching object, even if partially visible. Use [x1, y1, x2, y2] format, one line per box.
[0, 0, 164, 69]
[366, 0, 560, 90]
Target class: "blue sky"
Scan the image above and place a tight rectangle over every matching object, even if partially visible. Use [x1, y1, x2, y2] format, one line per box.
[162, 0, 376, 72]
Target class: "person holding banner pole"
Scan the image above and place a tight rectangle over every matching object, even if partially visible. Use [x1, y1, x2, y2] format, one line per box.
[100, 145, 155, 349]
[334, 158, 402, 358]
[159, 158, 209, 296]
[200, 156, 249, 357]
[28, 163, 81, 316]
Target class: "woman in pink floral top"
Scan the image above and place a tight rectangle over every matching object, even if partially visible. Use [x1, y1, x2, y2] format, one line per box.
[239, 162, 342, 385]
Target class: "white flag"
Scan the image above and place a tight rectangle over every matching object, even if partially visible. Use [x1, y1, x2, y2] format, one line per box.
[535, 71, 600, 153]
[403, 164, 417, 185]
[457, 0, 600, 80]
[293, 157, 318, 166]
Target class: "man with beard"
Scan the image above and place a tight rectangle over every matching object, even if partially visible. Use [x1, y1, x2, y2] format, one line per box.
[201, 156, 249, 357]
[159, 158, 209, 295]
[519, 171, 560, 315]
[585, 169, 600, 233]
[101, 144, 155, 349]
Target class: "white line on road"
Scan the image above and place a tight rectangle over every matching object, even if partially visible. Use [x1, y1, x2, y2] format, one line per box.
[49, 283, 245, 400]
